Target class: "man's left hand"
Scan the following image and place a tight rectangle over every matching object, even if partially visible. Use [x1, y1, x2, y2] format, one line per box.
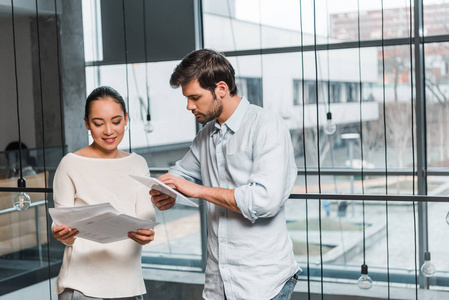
[158, 173, 202, 199]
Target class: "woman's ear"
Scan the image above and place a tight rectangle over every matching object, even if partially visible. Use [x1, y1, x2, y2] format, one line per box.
[84, 117, 90, 130]
[215, 81, 228, 98]
[124, 112, 129, 125]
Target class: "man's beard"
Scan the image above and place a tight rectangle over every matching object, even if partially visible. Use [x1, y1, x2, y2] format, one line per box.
[196, 92, 223, 124]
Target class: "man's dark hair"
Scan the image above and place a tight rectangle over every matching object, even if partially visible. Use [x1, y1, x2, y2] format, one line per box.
[85, 86, 127, 119]
[170, 49, 238, 96]
[5, 141, 34, 167]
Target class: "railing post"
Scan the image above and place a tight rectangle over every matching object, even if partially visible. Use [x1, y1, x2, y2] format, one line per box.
[35, 204, 43, 265]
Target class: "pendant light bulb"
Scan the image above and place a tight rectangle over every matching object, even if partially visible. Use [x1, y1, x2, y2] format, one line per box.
[12, 178, 31, 211]
[324, 112, 337, 135]
[144, 114, 154, 133]
[421, 251, 436, 277]
[357, 264, 373, 289]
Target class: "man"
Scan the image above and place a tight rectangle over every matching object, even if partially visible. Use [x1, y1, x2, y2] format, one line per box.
[150, 49, 301, 300]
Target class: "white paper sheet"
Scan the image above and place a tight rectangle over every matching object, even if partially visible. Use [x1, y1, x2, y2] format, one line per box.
[49, 203, 159, 244]
[130, 174, 199, 208]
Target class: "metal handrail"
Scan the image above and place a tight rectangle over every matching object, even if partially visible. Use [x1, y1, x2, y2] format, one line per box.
[0, 200, 47, 215]
[0, 200, 48, 264]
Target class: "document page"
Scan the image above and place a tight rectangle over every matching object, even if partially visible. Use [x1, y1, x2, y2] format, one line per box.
[130, 174, 199, 207]
[49, 203, 158, 244]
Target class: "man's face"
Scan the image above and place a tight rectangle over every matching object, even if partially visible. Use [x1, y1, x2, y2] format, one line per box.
[181, 80, 223, 125]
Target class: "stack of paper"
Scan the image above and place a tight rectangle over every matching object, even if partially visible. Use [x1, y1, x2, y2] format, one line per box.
[49, 203, 158, 244]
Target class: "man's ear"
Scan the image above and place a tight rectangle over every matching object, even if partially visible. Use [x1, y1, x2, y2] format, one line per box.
[215, 81, 228, 98]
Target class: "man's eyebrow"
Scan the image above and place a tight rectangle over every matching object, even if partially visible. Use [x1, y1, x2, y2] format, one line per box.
[185, 94, 201, 98]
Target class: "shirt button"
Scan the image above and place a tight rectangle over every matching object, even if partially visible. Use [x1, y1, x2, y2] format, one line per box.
[220, 210, 225, 217]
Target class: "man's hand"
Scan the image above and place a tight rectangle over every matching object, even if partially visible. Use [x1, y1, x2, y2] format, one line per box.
[150, 173, 240, 213]
[149, 173, 202, 211]
[158, 173, 202, 198]
[52, 224, 79, 246]
[128, 229, 155, 245]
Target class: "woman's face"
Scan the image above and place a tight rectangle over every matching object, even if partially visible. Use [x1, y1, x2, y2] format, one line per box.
[85, 97, 128, 154]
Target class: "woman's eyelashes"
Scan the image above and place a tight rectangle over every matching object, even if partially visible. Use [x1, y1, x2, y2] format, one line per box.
[92, 120, 122, 127]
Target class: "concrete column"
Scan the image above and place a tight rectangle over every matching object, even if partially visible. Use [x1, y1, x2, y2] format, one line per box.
[58, 0, 87, 154]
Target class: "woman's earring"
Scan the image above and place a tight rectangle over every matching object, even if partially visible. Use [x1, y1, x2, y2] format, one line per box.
[125, 125, 129, 131]
[87, 130, 91, 136]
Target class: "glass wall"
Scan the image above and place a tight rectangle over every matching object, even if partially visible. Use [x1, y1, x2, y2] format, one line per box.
[201, 0, 448, 296]
[82, 0, 203, 273]
[0, 0, 67, 296]
[2, 0, 449, 298]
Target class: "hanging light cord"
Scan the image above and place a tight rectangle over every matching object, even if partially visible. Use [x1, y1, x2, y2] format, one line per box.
[10, 0, 24, 181]
[356, 0, 368, 274]
[52, 0, 65, 157]
[379, 1, 392, 297]
[299, 1, 310, 297]
[34, 0, 53, 291]
[34, 0, 48, 191]
[225, 0, 241, 77]
[325, 3, 337, 191]
[356, 0, 365, 195]
[121, 0, 131, 153]
[312, 1, 324, 297]
[258, 0, 264, 106]
[326, 1, 331, 115]
[142, 0, 151, 121]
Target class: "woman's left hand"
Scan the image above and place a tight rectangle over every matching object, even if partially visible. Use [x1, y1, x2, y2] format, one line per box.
[128, 229, 155, 245]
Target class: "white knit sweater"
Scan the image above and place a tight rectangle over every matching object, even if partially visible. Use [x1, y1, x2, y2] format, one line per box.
[53, 153, 155, 298]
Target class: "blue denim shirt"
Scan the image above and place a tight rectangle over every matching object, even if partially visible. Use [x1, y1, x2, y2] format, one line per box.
[170, 98, 301, 299]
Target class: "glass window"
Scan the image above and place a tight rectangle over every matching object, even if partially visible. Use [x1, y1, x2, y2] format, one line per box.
[293, 79, 303, 106]
[236, 77, 263, 107]
[424, 0, 449, 36]
[425, 42, 449, 169]
[85, 61, 197, 167]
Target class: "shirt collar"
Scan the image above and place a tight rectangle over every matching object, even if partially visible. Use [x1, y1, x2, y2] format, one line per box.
[210, 97, 250, 136]
[225, 97, 249, 133]
[209, 97, 250, 137]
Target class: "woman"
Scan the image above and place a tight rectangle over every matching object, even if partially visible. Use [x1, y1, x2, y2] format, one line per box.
[52, 86, 155, 300]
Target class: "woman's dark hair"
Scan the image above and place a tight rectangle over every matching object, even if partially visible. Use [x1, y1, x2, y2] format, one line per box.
[170, 49, 238, 96]
[85, 86, 127, 119]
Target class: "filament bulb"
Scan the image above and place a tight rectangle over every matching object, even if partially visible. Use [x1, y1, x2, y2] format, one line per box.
[357, 264, 373, 289]
[145, 114, 154, 133]
[421, 252, 436, 277]
[13, 178, 31, 211]
[324, 112, 336, 135]
[12, 192, 31, 211]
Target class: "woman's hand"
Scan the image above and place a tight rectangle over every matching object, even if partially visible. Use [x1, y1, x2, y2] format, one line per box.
[128, 229, 155, 245]
[52, 224, 79, 246]
[150, 188, 176, 211]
